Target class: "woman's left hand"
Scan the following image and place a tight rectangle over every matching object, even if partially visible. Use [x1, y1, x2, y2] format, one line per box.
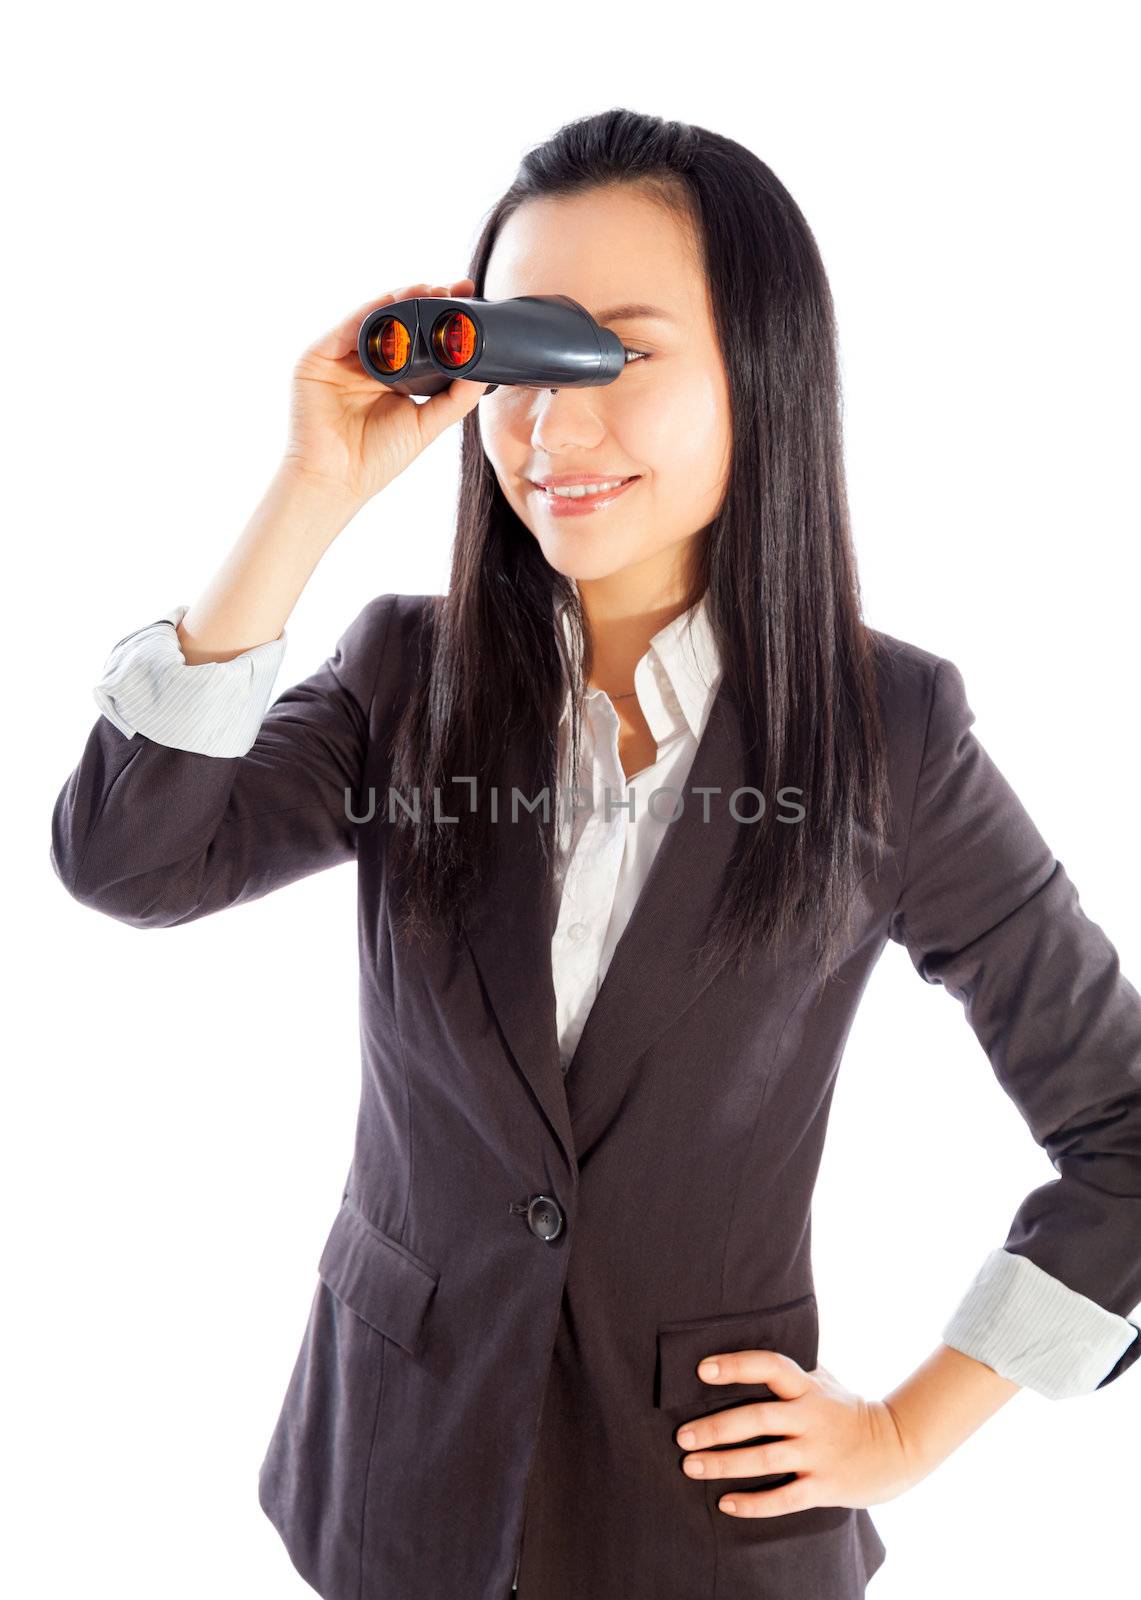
[674, 1348, 931, 1516]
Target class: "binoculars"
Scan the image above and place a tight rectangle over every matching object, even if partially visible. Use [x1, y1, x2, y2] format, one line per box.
[356, 294, 633, 398]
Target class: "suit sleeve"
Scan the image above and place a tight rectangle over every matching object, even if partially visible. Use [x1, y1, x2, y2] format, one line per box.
[888, 657, 1141, 1398]
[50, 593, 398, 928]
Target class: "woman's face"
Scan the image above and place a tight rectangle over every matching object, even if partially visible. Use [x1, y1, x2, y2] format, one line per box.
[478, 186, 732, 596]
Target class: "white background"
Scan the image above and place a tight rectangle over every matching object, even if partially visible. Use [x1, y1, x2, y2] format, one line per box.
[9, 2, 1139, 1595]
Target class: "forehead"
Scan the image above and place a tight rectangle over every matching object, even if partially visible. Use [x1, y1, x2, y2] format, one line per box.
[481, 188, 702, 323]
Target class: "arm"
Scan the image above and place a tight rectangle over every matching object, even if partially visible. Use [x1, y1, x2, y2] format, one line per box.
[674, 673, 1141, 1515]
[51, 590, 400, 927]
[50, 465, 405, 927]
[882, 1343, 1021, 1476]
[52, 276, 484, 925]
[889, 657, 1141, 1401]
[170, 461, 361, 666]
[90, 464, 361, 758]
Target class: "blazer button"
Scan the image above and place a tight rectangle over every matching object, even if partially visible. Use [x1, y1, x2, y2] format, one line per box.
[526, 1193, 564, 1242]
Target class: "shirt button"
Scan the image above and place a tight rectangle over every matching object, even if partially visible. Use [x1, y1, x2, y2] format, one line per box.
[568, 921, 589, 942]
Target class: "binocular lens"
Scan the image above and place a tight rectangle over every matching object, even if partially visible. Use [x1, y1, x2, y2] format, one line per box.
[432, 312, 477, 369]
[368, 317, 412, 374]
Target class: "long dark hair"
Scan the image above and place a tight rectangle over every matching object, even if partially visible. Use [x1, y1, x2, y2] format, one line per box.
[387, 107, 891, 982]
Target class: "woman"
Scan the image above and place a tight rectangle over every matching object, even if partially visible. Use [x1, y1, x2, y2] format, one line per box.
[50, 109, 1141, 1600]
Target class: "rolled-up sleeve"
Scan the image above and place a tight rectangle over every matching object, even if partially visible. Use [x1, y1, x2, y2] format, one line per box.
[889, 657, 1141, 1398]
[92, 604, 287, 757]
[51, 594, 398, 929]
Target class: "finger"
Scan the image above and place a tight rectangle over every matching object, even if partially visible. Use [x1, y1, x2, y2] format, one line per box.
[682, 1436, 805, 1481]
[413, 375, 491, 446]
[675, 1398, 804, 1450]
[717, 1476, 817, 1517]
[428, 280, 476, 301]
[697, 1349, 810, 1400]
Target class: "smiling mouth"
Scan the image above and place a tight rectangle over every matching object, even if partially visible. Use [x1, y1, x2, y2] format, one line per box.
[533, 476, 640, 500]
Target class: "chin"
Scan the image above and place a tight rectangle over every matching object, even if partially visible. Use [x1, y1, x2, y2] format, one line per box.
[535, 539, 645, 585]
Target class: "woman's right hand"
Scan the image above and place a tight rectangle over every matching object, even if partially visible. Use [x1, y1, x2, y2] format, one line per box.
[282, 277, 490, 506]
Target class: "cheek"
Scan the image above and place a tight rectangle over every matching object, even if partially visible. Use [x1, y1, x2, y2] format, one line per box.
[618, 367, 729, 489]
[477, 395, 531, 478]
[476, 403, 504, 468]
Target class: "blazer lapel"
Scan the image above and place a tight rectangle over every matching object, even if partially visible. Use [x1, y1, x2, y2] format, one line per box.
[563, 675, 745, 1127]
[460, 730, 576, 1168]
[462, 677, 747, 1164]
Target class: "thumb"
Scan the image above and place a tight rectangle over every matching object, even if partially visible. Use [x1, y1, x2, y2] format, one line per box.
[416, 377, 490, 444]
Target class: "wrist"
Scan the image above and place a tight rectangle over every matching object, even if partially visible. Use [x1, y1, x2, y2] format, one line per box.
[878, 1394, 938, 1480]
[882, 1343, 1021, 1478]
[274, 458, 365, 529]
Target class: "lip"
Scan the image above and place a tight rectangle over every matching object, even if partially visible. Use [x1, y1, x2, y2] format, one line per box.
[529, 474, 642, 517]
[531, 472, 640, 488]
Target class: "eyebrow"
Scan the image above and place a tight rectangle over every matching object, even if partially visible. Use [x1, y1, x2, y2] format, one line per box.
[593, 302, 679, 326]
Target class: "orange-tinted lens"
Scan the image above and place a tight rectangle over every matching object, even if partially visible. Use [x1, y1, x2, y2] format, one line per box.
[432, 312, 477, 368]
[368, 317, 411, 373]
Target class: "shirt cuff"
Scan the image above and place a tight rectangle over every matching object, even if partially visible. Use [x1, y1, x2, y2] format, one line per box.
[92, 603, 288, 757]
[941, 1246, 1140, 1399]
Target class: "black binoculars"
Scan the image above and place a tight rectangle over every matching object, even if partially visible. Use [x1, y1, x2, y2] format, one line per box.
[356, 294, 633, 398]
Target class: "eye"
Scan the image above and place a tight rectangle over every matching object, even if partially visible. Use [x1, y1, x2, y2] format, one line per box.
[621, 346, 652, 365]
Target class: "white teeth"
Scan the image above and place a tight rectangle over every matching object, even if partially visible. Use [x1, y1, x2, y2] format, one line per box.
[543, 478, 630, 498]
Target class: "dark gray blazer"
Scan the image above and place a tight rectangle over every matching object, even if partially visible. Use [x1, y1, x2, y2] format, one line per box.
[50, 592, 1141, 1600]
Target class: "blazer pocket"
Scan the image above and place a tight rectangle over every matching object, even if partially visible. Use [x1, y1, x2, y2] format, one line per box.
[316, 1198, 440, 1360]
[655, 1291, 818, 1414]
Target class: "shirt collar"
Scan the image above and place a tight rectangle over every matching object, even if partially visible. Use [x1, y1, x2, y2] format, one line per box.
[554, 588, 723, 744]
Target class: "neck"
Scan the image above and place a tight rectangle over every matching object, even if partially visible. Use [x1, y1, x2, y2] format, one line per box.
[574, 559, 698, 696]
